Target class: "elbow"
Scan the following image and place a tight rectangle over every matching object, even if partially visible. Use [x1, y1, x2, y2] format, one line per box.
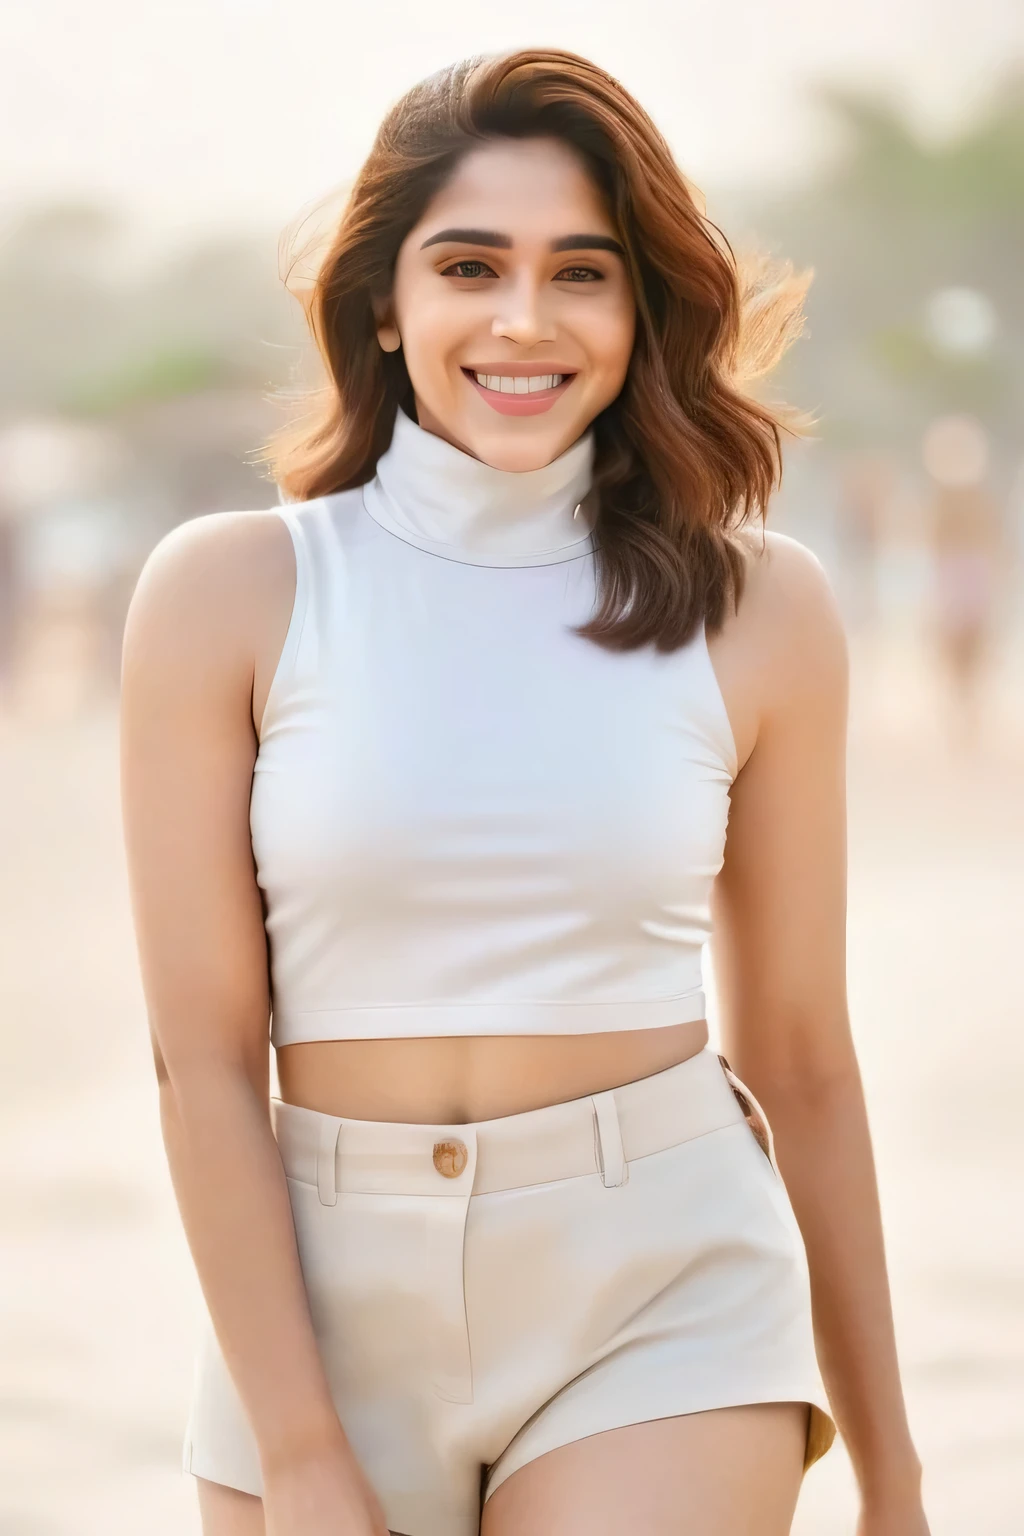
[146, 1004, 269, 1106]
[763, 1054, 864, 1120]
[151, 1036, 172, 1089]
[153, 1046, 267, 1119]
[733, 1008, 862, 1110]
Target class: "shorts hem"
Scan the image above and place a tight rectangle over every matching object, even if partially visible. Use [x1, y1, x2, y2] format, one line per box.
[183, 1440, 263, 1499]
[483, 1386, 836, 1502]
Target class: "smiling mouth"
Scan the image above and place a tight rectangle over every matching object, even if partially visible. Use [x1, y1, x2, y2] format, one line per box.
[465, 370, 573, 395]
[461, 367, 576, 416]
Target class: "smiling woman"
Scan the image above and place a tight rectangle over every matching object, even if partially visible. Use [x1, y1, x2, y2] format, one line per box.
[370, 137, 636, 457]
[121, 42, 927, 1536]
[263, 48, 810, 650]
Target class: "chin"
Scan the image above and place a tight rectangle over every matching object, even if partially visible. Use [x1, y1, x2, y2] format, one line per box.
[457, 419, 582, 473]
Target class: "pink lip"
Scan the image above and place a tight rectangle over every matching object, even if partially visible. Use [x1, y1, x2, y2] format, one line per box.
[463, 369, 575, 417]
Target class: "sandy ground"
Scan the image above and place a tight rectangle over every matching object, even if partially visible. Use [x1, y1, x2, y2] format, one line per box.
[1, 626, 1022, 1535]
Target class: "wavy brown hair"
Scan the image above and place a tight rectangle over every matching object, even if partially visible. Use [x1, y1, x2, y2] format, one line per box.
[257, 47, 811, 651]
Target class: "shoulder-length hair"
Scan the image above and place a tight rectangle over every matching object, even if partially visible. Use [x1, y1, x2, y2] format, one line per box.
[257, 47, 811, 651]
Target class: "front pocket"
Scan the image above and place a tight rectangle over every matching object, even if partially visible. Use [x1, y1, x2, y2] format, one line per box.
[717, 1055, 780, 1177]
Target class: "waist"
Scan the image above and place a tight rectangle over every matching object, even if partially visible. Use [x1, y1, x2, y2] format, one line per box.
[276, 1016, 709, 1123]
[271, 1042, 741, 1197]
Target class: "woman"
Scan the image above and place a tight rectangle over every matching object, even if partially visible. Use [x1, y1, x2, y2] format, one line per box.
[120, 48, 928, 1536]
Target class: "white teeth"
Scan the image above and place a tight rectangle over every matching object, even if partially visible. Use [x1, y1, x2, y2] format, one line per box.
[473, 372, 566, 393]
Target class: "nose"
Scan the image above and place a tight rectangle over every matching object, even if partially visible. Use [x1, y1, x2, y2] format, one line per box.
[491, 274, 557, 348]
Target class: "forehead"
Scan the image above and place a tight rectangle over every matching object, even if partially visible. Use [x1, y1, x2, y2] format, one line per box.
[413, 137, 616, 239]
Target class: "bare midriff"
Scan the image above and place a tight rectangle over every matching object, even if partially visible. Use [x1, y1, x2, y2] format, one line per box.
[275, 1016, 709, 1124]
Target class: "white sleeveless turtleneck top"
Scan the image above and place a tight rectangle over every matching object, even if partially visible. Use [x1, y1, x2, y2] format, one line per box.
[253, 408, 738, 1047]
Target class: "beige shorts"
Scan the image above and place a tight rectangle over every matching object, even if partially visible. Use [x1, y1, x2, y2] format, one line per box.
[183, 1047, 835, 1535]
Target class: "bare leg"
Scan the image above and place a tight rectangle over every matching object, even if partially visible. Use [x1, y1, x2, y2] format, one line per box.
[481, 1403, 809, 1536]
[196, 1477, 264, 1536]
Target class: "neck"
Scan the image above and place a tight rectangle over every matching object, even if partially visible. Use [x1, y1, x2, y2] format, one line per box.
[360, 408, 597, 569]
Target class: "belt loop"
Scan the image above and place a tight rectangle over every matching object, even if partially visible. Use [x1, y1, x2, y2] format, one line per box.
[316, 1118, 341, 1207]
[592, 1090, 628, 1188]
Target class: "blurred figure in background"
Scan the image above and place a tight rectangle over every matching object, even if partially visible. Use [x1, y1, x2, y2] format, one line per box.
[835, 452, 895, 633]
[0, 489, 26, 710]
[921, 415, 1009, 748]
[0, 418, 136, 717]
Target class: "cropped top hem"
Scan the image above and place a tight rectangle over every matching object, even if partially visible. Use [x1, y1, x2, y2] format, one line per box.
[271, 989, 708, 1047]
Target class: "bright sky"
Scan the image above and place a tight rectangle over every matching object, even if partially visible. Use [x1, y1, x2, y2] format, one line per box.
[3, 0, 1022, 252]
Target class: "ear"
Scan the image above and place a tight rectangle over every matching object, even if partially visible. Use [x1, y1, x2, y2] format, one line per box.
[371, 293, 401, 354]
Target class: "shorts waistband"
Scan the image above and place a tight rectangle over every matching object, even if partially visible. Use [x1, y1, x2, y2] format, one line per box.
[270, 1046, 747, 1202]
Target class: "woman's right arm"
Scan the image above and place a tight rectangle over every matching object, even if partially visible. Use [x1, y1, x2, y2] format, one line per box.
[119, 512, 388, 1533]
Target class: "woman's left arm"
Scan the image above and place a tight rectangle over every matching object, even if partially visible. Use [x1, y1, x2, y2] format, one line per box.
[709, 532, 928, 1535]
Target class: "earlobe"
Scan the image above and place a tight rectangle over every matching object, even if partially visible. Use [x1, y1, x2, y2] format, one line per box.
[371, 290, 401, 354]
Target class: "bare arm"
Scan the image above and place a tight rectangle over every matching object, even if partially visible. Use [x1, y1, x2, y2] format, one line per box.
[710, 533, 926, 1525]
[120, 512, 351, 1476]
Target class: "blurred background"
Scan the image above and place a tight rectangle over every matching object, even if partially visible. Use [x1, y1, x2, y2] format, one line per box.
[1, 3, 1022, 1532]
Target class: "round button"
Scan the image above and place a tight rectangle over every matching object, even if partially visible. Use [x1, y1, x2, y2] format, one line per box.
[432, 1138, 468, 1179]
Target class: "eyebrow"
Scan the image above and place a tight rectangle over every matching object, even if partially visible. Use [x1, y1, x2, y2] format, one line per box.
[419, 227, 625, 256]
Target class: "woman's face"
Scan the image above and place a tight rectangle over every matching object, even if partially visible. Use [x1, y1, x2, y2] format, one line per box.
[378, 136, 637, 471]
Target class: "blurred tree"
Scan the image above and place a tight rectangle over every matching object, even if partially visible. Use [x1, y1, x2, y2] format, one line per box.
[0, 201, 305, 417]
[739, 71, 1024, 476]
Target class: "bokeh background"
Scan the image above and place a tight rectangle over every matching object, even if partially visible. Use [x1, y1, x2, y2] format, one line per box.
[2, 3, 1022, 1532]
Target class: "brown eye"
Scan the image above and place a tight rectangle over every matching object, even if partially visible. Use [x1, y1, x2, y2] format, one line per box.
[556, 266, 602, 282]
[441, 260, 496, 279]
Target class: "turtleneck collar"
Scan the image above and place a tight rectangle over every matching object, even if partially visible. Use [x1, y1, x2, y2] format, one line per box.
[360, 407, 597, 568]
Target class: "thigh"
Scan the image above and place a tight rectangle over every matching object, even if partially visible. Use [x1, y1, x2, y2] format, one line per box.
[196, 1477, 265, 1536]
[481, 1403, 808, 1536]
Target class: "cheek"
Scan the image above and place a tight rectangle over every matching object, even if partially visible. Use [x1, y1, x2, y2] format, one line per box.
[396, 285, 469, 388]
[584, 301, 636, 389]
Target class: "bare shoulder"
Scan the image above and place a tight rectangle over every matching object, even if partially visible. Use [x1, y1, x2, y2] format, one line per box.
[732, 524, 841, 623]
[122, 508, 294, 709]
[730, 524, 849, 712]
